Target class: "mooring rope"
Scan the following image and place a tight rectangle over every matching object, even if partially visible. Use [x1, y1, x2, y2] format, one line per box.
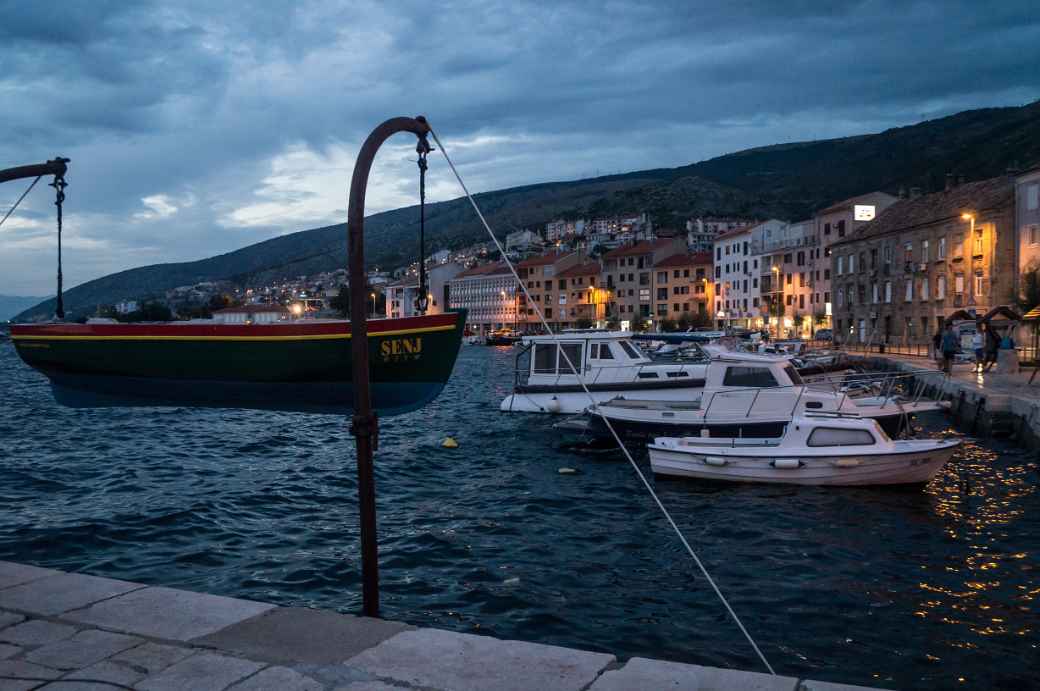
[0, 174, 42, 230]
[428, 125, 776, 675]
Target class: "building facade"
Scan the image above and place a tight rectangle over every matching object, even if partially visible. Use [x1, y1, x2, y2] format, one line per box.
[652, 252, 713, 324]
[829, 177, 1014, 345]
[448, 262, 519, 335]
[752, 220, 819, 338]
[713, 225, 765, 329]
[602, 239, 685, 327]
[1016, 165, 1040, 302]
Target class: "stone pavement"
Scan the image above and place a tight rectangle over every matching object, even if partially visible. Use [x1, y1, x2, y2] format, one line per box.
[0, 561, 884, 691]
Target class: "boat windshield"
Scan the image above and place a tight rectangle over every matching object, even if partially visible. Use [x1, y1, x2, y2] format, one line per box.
[783, 365, 803, 385]
[618, 340, 643, 359]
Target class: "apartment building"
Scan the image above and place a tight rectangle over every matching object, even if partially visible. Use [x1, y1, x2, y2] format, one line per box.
[602, 238, 686, 326]
[752, 219, 819, 338]
[1016, 165, 1040, 300]
[652, 252, 713, 323]
[448, 261, 519, 335]
[516, 252, 582, 331]
[713, 224, 769, 329]
[555, 260, 608, 329]
[829, 177, 1015, 345]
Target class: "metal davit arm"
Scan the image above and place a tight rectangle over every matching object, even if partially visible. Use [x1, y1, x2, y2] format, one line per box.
[346, 116, 431, 619]
[0, 158, 68, 185]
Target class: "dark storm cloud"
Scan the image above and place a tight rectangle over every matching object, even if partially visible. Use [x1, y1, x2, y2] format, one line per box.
[0, 0, 1038, 294]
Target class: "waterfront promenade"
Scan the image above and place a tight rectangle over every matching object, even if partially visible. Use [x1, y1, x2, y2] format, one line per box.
[0, 561, 881, 691]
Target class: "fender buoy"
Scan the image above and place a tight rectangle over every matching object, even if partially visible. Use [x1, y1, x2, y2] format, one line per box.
[442, 437, 459, 449]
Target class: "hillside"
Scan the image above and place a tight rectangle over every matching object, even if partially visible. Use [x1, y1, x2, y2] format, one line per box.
[16, 100, 1040, 321]
[0, 296, 45, 321]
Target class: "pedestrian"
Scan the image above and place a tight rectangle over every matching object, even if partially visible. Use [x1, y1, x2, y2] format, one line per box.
[941, 324, 959, 374]
[983, 328, 1000, 372]
[932, 330, 943, 369]
[972, 327, 985, 372]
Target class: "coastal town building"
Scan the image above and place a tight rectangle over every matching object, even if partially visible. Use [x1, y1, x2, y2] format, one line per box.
[516, 252, 581, 331]
[809, 191, 899, 328]
[752, 219, 818, 338]
[448, 262, 519, 336]
[505, 228, 543, 255]
[1015, 165, 1040, 302]
[212, 304, 289, 324]
[829, 176, 1015, 345]
[602, 238, 685, 328]
[714, 224, 770, 330]
[686, 217, 757, 254]
[554, 259, 608, 329]
[652, 252, 713, 324]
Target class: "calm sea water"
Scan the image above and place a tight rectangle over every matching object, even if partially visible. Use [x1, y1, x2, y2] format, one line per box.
[0, 341, 1037, 689]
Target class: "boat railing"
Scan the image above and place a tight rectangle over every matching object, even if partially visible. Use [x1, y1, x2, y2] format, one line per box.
[516, 355, 703, 390]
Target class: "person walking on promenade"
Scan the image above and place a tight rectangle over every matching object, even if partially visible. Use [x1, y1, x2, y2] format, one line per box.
[933, 330, 944, 370]
[983, 327, 1000, 372]
[941, 325, 959, 375]
[972, 327, 985, 372]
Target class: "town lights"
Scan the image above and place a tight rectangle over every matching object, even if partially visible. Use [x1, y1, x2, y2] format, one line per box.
[290, 303, 303, 316]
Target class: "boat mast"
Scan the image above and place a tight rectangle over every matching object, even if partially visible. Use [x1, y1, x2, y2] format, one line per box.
[0, 157, 70, 319]
[347, 116, 431, 618]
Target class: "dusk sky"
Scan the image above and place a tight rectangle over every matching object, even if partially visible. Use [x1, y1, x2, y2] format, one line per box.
[1, 1, 1039, 296]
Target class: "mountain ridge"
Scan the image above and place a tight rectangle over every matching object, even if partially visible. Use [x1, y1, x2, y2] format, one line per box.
[15, 99, 1040, 321]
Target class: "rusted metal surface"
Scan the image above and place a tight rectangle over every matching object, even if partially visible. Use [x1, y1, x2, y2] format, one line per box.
[347, 116, 431, 618]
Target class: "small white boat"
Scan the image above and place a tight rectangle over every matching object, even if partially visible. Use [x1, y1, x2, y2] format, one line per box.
[648, 413, 960, 486]
[500, 332, 710, 414]
[568, 353, 947, 439]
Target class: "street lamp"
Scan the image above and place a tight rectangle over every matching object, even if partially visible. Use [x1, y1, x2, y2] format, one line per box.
[962, 212, 977, 307]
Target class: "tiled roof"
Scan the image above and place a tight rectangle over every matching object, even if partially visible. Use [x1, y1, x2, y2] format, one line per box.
[715, 226, 753, 240]
[832, 176, 1013, 247]
[653, 251, 713, 268]
[454, 261, 513, 278]
[517, 251, 568, 267]
[555, 261, 601, 278]
[602, 239, 674, 259]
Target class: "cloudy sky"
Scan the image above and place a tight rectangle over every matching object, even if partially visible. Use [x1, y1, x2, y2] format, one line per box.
[1, 1, 1038, 296]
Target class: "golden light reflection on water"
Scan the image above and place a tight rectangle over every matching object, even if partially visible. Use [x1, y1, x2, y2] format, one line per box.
[912, 428, 1038, 661]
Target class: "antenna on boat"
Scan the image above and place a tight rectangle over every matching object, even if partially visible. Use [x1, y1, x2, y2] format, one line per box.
[346, 116, 432, 618]
[0, 157, 69, 320]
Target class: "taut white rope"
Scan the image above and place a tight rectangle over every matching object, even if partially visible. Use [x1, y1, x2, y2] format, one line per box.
[428, 125, 776, 675]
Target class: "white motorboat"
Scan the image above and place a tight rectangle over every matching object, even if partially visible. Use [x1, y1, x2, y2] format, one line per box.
[499, 332, 710, 414]
[566, 353, 948, 439]
[648, 413, 960, 486]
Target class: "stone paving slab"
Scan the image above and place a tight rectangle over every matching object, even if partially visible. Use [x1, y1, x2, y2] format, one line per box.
[196, 606, 411, 665]
[228, 665, 323, 690]
[0, 573, 144, 617]
[111, 641, 194, 676]
[589, 656, 704, 690]
[348, 627, 615, 691]
[0, 619, 78, 647]
[800, 680, 889, 691]
[68, 658, 148, 688]
[137, 651, 264, 691]
[0, 642, 20, 659]
[26, 629, 142, 671]
[65, 586, 275, 641]
[0, 611, 25, 630]
[0, 658, 64, 683]
[0, 561, 60, 590]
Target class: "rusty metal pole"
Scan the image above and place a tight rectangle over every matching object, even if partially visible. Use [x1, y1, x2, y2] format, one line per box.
[347, 116, 430, 618]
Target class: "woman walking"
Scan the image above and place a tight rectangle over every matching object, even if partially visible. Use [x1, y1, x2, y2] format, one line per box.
[941, 325, 959, 375]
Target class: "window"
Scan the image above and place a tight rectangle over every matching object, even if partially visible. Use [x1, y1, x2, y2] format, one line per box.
[1027, 183, 1039, 211]
[783, 366, 804, 385]
[657, 287, 668, 300]
[534, 344, 558, 373]
[955, 274, 964, 294]
[973, 233, 983, 256]
[974, 272, 984, 296]
[559, 343, 584, 374]
[903, 242, 913, 262]
[883, 244, 892, 263]
[937, 275, 946, 299]
[938, 236, 946, 259]
[872, 283, 879, 303]
[884, 281, 892, 303]
[837, 256, 844, 274]
[657, 271, 667, 283]
[837, 220, 846, 237]
[722, 366, 780, 387]
[837, 288, 844, 307]
[904, 280, 913, 302]
[921, 277, 929, 300]
[807, 426, 873, 447]
[619, 341, 642, 359]
[1030, 224, 1040, 245]
[954, 237, 963, 258]
[849, 254, 855, 273]
[921, 239, 929, 261]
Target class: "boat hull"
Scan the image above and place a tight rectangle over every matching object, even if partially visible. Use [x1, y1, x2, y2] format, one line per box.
[10, 311, 466, 416]
[500, 384, 706, 414]
[647, 443, 957, 486]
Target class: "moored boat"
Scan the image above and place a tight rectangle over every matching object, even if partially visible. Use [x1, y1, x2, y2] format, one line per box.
[648, 413, 960, 486]
[10, 310, 466, 415]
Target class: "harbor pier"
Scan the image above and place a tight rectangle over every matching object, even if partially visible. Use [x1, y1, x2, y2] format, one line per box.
[0, 561, 883, 690]
[848, 354, 1040, 443]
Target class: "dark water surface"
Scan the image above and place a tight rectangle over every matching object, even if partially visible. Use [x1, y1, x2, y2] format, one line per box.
[1, 342, 1037, 689]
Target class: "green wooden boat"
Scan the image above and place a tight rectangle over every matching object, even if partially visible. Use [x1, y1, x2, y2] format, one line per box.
[10, 310, 466, 415]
